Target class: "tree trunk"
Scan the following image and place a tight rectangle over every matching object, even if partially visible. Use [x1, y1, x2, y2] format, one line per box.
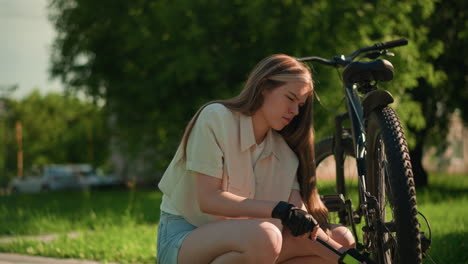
[410, 138, 428, 188]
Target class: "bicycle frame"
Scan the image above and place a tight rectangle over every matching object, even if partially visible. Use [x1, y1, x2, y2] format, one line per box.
[344, 83, 369, 211]
[332, 82, 376, 247]
[336, 80, 399, 248]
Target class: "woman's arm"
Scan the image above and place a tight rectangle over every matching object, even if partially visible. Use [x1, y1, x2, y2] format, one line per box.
[196, 173, 278, 218]
[287, 189, 308, 210]
[197, 173, 321, 238]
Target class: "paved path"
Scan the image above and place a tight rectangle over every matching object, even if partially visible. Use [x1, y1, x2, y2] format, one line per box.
[0, 253, 119, 264]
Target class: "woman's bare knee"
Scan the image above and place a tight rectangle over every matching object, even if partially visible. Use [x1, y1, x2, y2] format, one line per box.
[211, 251, 247, 264]
[245, 221, 283, 262]
[209, 221, 282, 264]
[259, 221, 283, 249]
[178, 219, 282, 264]
[330, 225, 355, 249]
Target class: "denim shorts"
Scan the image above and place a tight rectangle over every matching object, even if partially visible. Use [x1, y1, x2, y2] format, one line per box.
[157, 211, 196, 264]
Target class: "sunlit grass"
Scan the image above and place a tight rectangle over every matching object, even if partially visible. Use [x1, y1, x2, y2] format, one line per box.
[1, 189, 162, 234]
[416, 173, 468, 264]
[0, 173, 467, 263]
[0, 189, 161, 263]
[0, 224, 157, 263]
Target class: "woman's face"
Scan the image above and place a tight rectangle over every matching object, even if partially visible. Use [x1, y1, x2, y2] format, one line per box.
[256, 81, 312, 131]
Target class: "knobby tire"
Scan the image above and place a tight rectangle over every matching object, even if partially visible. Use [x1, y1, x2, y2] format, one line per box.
[366, 106, 422, 264]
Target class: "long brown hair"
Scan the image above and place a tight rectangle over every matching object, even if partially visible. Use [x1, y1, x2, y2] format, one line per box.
[180, 54, 329, 230]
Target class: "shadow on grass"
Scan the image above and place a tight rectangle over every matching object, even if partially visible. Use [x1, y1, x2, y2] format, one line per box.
[426, 231, 468, 263]
[417, 184, 468, 204]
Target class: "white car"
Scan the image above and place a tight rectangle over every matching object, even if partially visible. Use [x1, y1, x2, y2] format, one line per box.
[71, 164, 123, 190]
[10, 165, 80, 193]
[10, 164, 123, 193]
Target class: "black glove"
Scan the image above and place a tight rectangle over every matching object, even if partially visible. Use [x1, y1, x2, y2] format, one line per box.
[271, 201, 318, 236]
[339, 248, 374, 264]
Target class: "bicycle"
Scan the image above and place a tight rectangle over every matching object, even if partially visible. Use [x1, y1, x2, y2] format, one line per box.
[297, 39, 432, 264]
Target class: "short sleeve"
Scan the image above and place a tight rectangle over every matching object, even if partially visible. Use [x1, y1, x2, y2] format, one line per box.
[185, 105, 225, 179]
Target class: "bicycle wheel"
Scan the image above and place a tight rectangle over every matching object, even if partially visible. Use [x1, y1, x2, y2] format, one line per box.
[315, 135, 356, 225]
[365, 106, 421, 264]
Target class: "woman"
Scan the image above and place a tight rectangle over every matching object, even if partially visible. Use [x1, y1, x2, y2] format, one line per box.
[157, 54, 358, 263]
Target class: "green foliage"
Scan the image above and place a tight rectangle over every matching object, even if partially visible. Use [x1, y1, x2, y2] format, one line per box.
[48, 0, 461, 177]
[0, 119, 7, 181]
[49, 0, 325, 174]
[407, 0, 468, 147]
[0, 90, 108, 186]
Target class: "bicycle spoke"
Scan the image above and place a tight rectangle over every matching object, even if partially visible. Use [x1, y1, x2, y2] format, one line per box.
[375, 136, 401, 264]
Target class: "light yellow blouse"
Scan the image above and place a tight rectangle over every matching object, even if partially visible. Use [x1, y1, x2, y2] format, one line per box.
[158, 103, 299, 227]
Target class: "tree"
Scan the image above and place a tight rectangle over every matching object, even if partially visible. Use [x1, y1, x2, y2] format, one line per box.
[1, 90, 109, 186]
[0, 85, 18, 186]
[48, 0, 329, 177]
[48, 0, 443, 180]
[406, 0, 468, 187]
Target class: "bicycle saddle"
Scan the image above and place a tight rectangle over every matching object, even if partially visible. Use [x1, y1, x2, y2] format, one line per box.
[342, 59, 394, 85]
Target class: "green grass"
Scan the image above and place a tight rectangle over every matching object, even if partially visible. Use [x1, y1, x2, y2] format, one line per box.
[0, 173, 467, 263]
[318, 173, 468, 264]
[416, 173, 468, 264]
[0, 189, 162, 263]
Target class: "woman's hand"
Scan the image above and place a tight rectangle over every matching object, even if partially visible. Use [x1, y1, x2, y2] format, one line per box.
[306, 224, 320, 240]
[272, 201, 319, 236]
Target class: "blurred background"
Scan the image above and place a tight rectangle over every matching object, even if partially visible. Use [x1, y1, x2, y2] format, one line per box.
[0, 0, 466, 189]
[0, 0, 467, 188]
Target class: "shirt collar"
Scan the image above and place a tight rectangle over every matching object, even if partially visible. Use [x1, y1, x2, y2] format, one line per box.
[240, 113, 279, 160]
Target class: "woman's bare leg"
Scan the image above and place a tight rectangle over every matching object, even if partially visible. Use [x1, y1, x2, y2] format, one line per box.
[210, 252, 245, 264]
[277, 225, 355, 264]
[329, 224, 355, 249]
[178, 219, 282, 264]
[280, 255, 325, 264]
